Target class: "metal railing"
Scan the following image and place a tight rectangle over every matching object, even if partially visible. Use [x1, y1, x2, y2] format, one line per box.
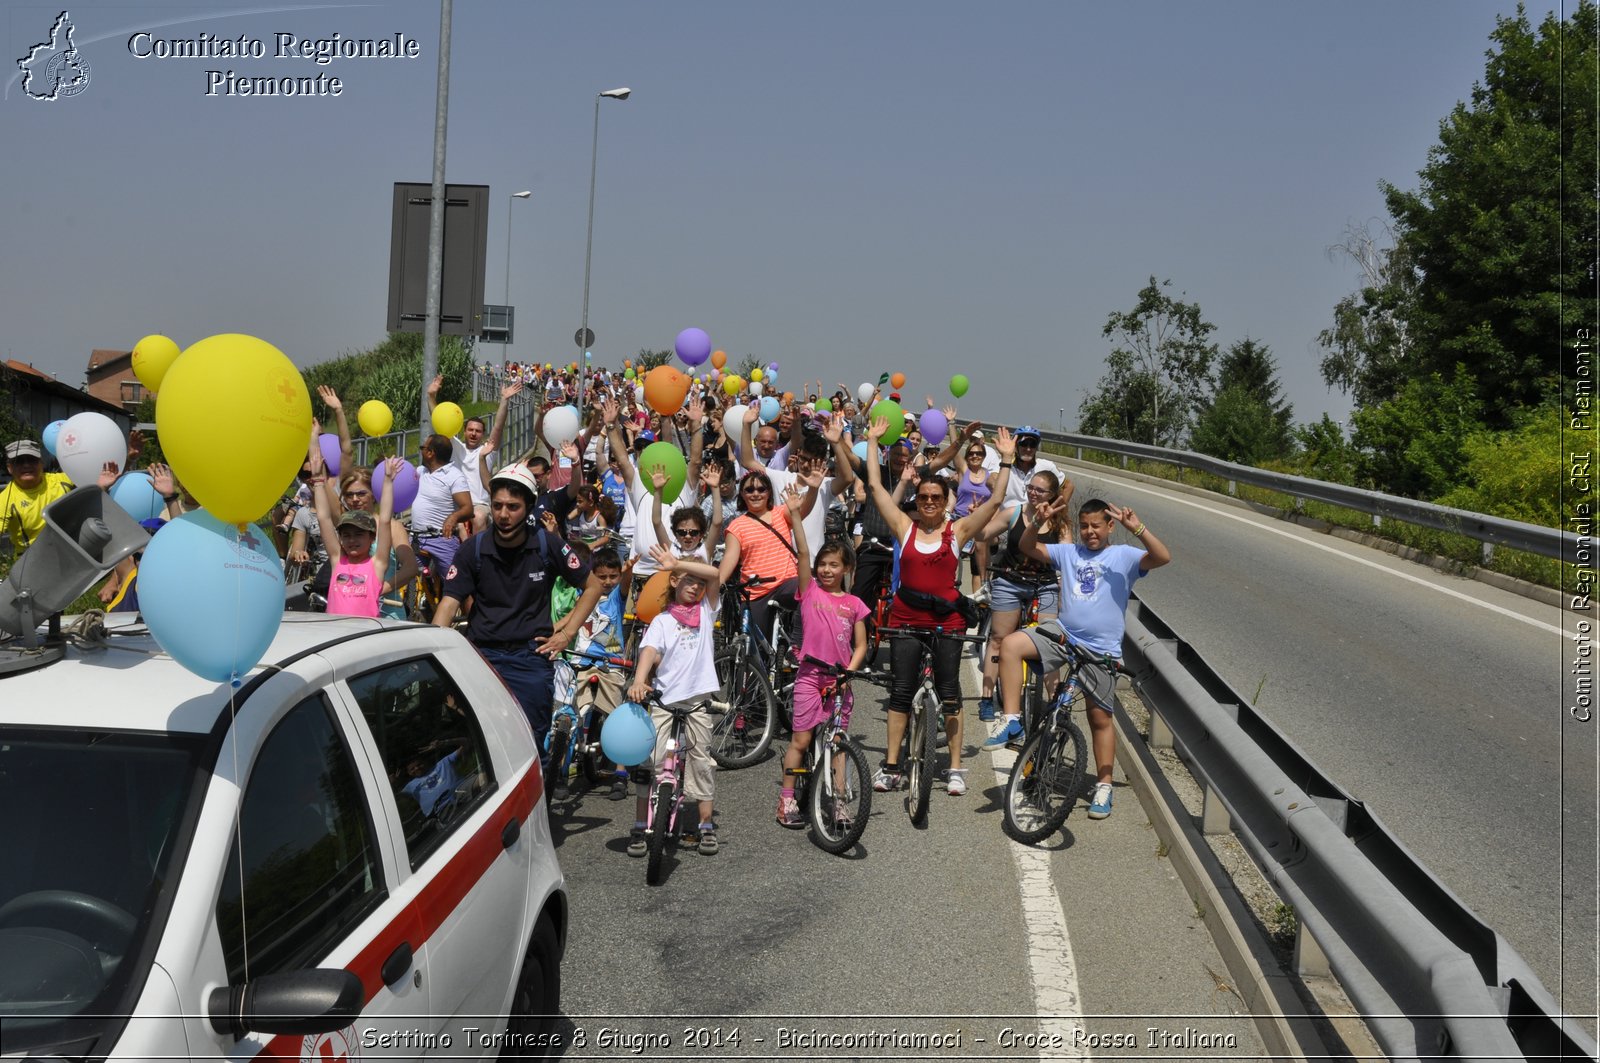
[1037, 430, 1576, 564]
[1122, 594, 1596, 1062]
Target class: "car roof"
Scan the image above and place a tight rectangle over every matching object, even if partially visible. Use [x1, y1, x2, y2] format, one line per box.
[0, 613, 415, 736]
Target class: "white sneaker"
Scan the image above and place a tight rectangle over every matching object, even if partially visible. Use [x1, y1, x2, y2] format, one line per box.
[946, 769, 968, 796]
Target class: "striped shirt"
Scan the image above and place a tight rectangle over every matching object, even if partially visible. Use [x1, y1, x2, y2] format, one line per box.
[726, 508, 797, 600]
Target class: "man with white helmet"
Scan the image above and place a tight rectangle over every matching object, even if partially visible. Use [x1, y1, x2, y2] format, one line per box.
[996, 425, 1061, 507]
[433, 462, 605, 749]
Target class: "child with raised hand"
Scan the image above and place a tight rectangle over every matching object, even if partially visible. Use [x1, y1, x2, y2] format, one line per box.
[625, 545, 725, 856]
[312, 455, 399, 618]
[649, 463, 717, 562]
[776, 485, 869, 828]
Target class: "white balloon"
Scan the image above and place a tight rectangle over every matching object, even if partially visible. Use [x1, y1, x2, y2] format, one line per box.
[56, 412, 127, 487]
[723, 405, 748, 441]
[749, 380, 764, 397]
[857, 382, 876, 404]
[543, 405, 580, 445]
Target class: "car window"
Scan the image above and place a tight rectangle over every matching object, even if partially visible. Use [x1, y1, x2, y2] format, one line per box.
[345, 656, 496, 870]
[215, 695, 385, 983]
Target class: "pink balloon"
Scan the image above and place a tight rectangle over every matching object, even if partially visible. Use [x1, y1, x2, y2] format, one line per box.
[919, 408, 948, 446]
[376, 459, 419, 513]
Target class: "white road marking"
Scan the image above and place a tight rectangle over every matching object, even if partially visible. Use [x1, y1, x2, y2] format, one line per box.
[1075, 470, 1567, 638]
[968, 652, 1091, 1061]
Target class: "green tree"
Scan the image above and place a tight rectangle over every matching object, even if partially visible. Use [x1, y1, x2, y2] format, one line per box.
[1292, 415, 1359, 485]
[1076, 350, 1184, 445]
[0, 365, 36, 445]
[301, 332, 473, 429]
[634, 348, 671, 371]
[735, 355, 765, 380]
[1350, 364, 1483, 498]
[1436, 405, 1565, 527]
[1191, 338, 1294, 463]
[1095, 277, 1217, 445]
[1321, 3, 1598, 427]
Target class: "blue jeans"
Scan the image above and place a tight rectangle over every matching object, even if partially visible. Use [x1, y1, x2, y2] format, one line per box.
[478, 645, 555, 745]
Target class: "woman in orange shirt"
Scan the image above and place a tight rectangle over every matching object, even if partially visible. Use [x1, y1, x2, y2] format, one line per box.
[717, 468, 817, 640]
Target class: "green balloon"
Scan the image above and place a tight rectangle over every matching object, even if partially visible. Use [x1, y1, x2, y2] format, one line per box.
[815, 397, 832, 413]
[949, 374, 970, 398]
[638, 442, 688, 503]
[870, 399, 905, 445]
[624, 367, 636, 380]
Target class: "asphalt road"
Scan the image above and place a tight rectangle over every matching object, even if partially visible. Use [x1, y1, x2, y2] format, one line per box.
[1054, 460, 1597, 1028]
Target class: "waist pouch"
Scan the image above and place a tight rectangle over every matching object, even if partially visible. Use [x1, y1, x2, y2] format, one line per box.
[895, 586, 979, 629]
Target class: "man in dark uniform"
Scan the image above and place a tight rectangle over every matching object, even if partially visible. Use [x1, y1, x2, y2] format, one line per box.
[432, 462, 604, 748]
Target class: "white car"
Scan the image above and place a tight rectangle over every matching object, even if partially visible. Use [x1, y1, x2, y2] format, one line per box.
[0, 613, 566, 1060]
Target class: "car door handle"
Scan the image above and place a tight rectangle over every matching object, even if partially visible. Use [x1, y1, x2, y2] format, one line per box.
[501, 816, 521, 849]
[380, 942, 413, 988]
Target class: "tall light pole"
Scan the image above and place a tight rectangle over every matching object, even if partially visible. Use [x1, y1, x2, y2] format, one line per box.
[575, 86, 631, 413]
[502, 190, 531, 375]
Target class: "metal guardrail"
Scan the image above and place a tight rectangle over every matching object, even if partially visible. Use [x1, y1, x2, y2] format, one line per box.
[1037, 430, 1576, 564]
[1123, 594, 1597, 1062]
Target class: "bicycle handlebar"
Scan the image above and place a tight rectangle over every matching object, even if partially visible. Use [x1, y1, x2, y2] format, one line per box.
[880, 625, 989, 645]
[800, 655, 891, 685]
[561, 650, 635, 670]
[987, 565, 1054, 586]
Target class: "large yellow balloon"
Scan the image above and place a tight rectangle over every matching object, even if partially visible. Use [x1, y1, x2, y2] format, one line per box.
[132, 335, 181, 393]
[723, 375, 744, 397]
[432, 401, 465, 438]
[156, 334, 311, 525]
[358, 399, 393, 436]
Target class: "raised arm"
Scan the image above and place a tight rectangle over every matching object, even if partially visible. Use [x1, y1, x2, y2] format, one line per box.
[1015, 495, 1064, 565]
[825, 413, 858, 489]
[684, 395, 706, 486]
[485, 381, 523, 452]
[700, 461, 725, 556]
[374, 457, 400, 563]
[1108, 503, 1171, 571]
[784, 484, 811, 594]
[861, 417, 912, 540]
[954, 426, 1014, 544]
[737, 404, 764, 474]
[601, 397, 636, 487]
[650, 544, 721, 600]
[308, 453, 339, 563]
[648, 463, 672, 547]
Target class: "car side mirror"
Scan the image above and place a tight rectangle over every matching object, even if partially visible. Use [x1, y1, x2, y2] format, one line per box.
[207, 968, 363, 1038]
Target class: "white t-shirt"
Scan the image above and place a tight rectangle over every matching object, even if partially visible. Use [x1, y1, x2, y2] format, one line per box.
[762, 467, 838, 563]
[625, 475, 700, 576]
[641, 597, 721, 704]
[412, 464, 471, 530]
[1001, 455, 1061, 508]
[449, 437, 492, 508]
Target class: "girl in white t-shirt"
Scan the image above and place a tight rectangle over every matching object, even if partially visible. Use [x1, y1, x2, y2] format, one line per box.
[625, 545, 724, 856]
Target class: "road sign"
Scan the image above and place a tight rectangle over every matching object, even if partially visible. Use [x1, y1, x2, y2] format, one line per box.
[574, 327, 595, 349]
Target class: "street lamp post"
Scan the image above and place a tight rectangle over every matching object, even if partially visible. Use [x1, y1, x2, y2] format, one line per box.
[575, 86, 631, 413]
[502, 190, 531, 377]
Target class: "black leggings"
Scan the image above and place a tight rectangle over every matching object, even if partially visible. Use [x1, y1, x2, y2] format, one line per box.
[886, 633, 963, 716]
[746, 578, 799, 647]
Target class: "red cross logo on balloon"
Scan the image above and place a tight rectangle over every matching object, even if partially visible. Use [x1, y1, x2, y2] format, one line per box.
[61, 432, 77, 448]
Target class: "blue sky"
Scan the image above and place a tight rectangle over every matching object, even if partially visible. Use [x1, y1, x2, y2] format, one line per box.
[1, 0, 1541, 431]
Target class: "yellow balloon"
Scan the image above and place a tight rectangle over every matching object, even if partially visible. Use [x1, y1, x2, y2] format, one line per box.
[132, 335, 181, 393]
[156, 334, 311, 525]
[750, 368, 763, 382]
[358, 400, 393, 436]
[432, 401, 464, 437]
[723, 375, 743, 397]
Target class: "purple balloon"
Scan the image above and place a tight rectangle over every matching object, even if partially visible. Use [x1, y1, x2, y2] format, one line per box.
[920, 408, 948, 446]
[675, 327, 712, 367]
[377, 459, 419, 513]
[318, 433, 342, 477]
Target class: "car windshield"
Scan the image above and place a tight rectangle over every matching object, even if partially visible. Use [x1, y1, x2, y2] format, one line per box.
[0, 727, 204, 1057]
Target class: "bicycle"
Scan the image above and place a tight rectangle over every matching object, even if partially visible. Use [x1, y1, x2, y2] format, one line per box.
[793, 656, 886, 854]
[882, 625, 988, 826]
[1000, 639, 1124, 844]
[401, 532, 443, 623]
[639, 691, 713, 885]
[546, 651, 634, 800]
[983, 565, 1053, 739]
[706, 574, 796, 770]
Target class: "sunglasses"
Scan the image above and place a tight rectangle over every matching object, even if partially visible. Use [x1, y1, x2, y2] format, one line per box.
[742, 483, 770, 495]
[343, 488, 372, 499]
[673, 526, 704, 538]
[916, 493, 945, 504]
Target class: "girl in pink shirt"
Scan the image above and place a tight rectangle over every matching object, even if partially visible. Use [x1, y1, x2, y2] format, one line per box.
[312, 456, 400, 618]
[776, 488, 869, 828]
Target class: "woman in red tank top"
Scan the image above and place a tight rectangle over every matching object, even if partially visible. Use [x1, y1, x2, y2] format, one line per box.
[863, 417, 1015, 794]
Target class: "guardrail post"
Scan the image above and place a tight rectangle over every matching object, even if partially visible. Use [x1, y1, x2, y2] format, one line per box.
[1227, 479, 1237, 496]
[1481, 541, 1494, 565]
[1148, 709, 1174, 750]
[1295, 923, 1331, 978]
[1121, 454, 1129, 470]
[1075, 446, 1083, 460]
[1201, 783, 1231, 835]
[1372, 513, 1381, 529]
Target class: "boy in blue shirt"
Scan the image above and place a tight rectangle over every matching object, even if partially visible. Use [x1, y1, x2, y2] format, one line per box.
[992, 497, 1171, 819]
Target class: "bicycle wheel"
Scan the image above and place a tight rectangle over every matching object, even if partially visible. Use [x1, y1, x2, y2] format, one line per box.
[544, 721, 572, 797]
[709, 651, 778, 769]
[807, 731, 870, 854]
[906, 685, 937, 825]
[646, 781, 674, 885]
[1019, 663, 1041, 738]
[1001, 718, 1088, 844]
[579, 710, 608, 785]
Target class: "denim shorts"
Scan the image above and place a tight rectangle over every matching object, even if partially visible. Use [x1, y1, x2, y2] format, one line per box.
[990, 575, 1058, 616]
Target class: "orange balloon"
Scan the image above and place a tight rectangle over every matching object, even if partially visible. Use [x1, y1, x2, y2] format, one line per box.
[633, 570, 673, 623]
[624, 359, 632, 368]
[642, 364, 692, 416]
[710, 349, 727, 370]
[890, 372, 907, 389]
[783, 391, 794, 403]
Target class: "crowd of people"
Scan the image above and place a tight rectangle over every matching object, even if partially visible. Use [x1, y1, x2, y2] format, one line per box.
[1, 359, 1170, 852]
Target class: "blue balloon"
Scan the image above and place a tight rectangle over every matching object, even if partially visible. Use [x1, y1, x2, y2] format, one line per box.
[852, 440, 870, 462]
[109, 471, 165, 522]
[601, 701, 656, 766]
[41, 420, 66, 456]
[759, 396, 780, 423]
[138, 510, 285, 683]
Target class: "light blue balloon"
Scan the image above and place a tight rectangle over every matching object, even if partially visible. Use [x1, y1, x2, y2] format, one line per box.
[759, 396, 780, 423]
[601, 702, 655, 766]
[41, 420, 66, 456]
[110, 471, 165, 522]
[138, 510, 285, 683]
[852, 441, 870, 462]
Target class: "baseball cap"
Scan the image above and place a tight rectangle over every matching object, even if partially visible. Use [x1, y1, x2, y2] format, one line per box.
[5, 440, 42, 460]
[335, 509, 377, 534]
[1014, 425, 1041, 442]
